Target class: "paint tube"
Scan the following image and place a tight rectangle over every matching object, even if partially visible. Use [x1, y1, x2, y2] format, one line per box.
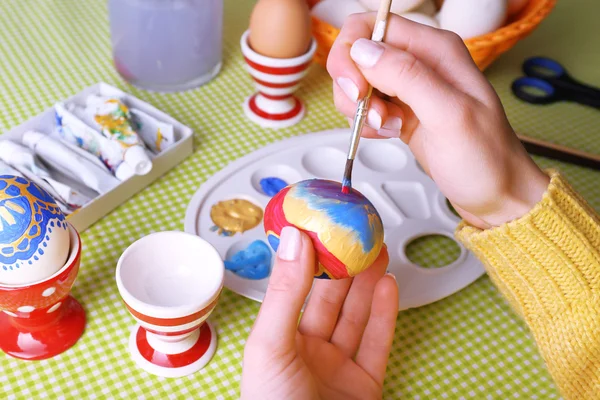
[22, 131, 120, 195]
[0, 160, 71, 214]
[84, 95, 153, 175]
[54, 102, 136, 181]
[0, 160, 24, 177]
[0, 140, 92, 213]
[129, 108, 175, 154]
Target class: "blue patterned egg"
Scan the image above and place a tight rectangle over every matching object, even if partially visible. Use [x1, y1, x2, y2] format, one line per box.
[0, 175, 70, 285]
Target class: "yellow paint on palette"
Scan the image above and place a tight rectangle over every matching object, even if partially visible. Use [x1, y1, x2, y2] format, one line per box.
[211, 199, 263, 235]
[281, 194, 381, 276]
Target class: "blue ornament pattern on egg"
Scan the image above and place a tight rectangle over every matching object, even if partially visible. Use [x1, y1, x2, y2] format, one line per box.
[0, 175, 66, 271]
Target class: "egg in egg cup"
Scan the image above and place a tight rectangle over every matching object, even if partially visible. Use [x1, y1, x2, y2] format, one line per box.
[0, 223, 86, 360]
[241, 30, 317, 129]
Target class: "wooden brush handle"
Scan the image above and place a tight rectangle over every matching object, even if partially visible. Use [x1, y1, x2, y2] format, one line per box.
[518, 134, 600, 171]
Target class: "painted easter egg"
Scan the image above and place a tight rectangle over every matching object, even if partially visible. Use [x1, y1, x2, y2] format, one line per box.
[264, 179, 384, 279]
[0, 175, 69, 285]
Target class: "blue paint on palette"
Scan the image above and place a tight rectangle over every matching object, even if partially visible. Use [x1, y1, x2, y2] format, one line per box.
[292, 179, 379, 253]
[259, 177, 288, 197]
[0, 175, 66, 270]
[224, 240, 272, 280]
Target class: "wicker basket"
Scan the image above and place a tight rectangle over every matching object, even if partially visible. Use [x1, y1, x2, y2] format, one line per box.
[307, 0, 557, 70]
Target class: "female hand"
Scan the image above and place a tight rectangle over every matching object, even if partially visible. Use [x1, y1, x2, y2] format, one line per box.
[241, 226, 398, 400]
[327, 14, 549, 229]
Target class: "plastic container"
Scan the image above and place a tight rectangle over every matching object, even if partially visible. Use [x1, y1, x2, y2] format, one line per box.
[108, 0, 223, 92]
[0, 83, 194, 232]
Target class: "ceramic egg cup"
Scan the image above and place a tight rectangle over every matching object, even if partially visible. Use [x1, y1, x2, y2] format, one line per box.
[116, 231, 224, 378]
[0, 224, 86, 360]
[241, 30, 317, 129]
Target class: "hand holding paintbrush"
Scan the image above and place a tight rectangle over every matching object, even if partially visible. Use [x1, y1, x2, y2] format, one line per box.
[341, 0, 392, 194]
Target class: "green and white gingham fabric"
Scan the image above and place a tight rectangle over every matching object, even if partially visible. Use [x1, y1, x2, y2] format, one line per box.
[1, 0, 599, 398]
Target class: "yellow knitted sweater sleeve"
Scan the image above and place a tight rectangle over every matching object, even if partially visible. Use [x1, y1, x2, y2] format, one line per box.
[456, 170, 600, 400]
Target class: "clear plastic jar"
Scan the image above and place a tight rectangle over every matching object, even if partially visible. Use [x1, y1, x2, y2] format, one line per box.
[108, 0, 223, 92]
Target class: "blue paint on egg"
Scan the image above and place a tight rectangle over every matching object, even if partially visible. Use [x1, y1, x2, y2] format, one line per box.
[293, 180, 379, 253]
[267, 233, 280, 252]
[0, 176, 66, 268]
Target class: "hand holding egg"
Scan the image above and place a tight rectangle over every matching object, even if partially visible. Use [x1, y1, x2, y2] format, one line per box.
[0, 176, 69, 285]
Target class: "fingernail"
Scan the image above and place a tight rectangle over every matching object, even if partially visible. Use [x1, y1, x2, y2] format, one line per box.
[350, 39, 384, 68]
[385, 272, 397, 281]
[383, 117, 403, 131]
[337, 77, 359, 102]
[367, 109, 382, 129]
[378, 117, 402, 138]
[278, 226, 301, 261]
[378, 129, 399, 138]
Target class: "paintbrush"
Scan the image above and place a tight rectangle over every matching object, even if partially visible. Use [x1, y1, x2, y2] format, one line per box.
[341, 0, 393, 194]
[519, 134, 600, 171]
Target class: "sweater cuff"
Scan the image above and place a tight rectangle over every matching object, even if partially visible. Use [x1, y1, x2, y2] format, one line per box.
[456, 169, 600, 318]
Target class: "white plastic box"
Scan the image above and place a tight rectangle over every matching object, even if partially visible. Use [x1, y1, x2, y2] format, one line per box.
[0, 82, 194, 232]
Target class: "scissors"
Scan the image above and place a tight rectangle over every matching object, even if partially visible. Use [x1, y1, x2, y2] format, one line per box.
[511, 57, 600, 109]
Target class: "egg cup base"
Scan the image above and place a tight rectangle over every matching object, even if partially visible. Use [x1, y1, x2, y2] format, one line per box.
[0, 295, 86, 360]
[243, 94, 306, 129]
[128, 321, 217, 378]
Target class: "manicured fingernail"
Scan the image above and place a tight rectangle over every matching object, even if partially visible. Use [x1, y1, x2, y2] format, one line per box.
[378, 117, 403, 137]
[383, 117, 403, 131]
[378, 129, 399, 138]
[367, 109, 382, 129]
[337, 77, 359, 102]
[278, 226, 301, 261]
[350, 39, 384, 68]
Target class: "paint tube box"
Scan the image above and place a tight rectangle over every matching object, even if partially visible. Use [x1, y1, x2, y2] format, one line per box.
[0, 82, 194, 232]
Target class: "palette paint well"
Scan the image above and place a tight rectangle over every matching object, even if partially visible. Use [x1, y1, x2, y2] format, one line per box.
[184, 129, 485, 311]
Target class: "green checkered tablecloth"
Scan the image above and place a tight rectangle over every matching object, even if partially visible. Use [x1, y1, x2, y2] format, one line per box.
[1, 0, 599, 398]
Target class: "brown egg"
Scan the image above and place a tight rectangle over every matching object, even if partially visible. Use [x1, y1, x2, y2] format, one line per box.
[249, 0, 312, 59]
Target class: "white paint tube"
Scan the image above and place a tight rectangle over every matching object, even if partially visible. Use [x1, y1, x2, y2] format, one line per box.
[0, 160, 24, 177]
[84, 96, 153, 175]
[0, 160, 71, 214]
[84, 95, 174, 154]
[54, 102, 136, 181]
[0, 140, 92, 212]
[22, 131, 120, 195]
[129, 108, 175, 154]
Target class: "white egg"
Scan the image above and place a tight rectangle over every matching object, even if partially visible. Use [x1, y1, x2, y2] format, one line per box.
[438, 0, 507, 39]
[360, 0, 425, 15]
[0, 176, 70, 285]
[508, 0, 528, 15]
[413, 0, 437, 16]
[311, 0, 368, 29]
[400, 12, 439, 28]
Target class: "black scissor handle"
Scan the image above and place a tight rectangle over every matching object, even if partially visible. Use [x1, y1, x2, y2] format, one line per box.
[511, 77, 558, 105]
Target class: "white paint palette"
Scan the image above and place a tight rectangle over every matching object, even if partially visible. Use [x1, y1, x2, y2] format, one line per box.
[184, 129, 485, 310]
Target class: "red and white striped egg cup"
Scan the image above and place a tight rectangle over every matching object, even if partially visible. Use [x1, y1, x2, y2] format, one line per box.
[0, 224, 86, 360]
[241, 30, 317, 129]
[116, 231, 224, 378]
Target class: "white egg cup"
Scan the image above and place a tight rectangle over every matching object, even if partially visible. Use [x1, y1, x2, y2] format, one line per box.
[241, 30, 317, 129]
[116, 231, 224, 378]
